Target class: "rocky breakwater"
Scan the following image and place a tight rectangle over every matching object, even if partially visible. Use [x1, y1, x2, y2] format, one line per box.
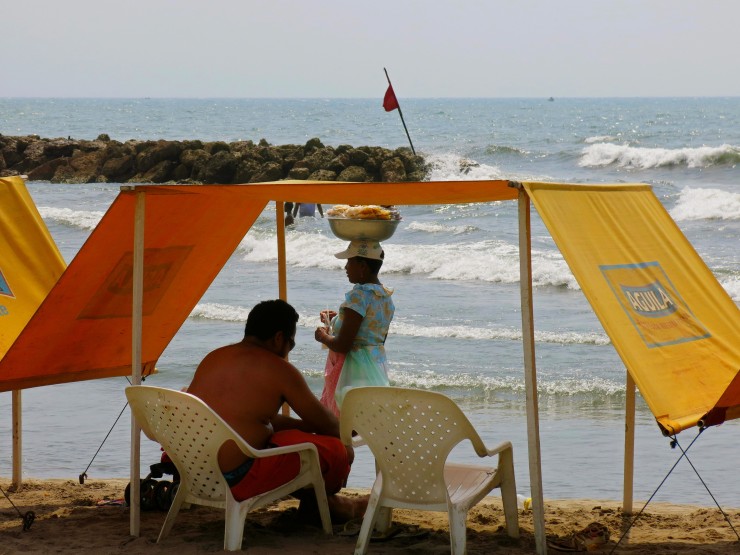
[0, 134, 429, 184]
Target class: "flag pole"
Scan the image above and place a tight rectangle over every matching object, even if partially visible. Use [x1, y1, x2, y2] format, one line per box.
[384, 68, 416, 155]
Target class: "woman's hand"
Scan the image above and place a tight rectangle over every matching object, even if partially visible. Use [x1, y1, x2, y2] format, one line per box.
[315, 326, 330, 345]
[320, 310, 337, 327]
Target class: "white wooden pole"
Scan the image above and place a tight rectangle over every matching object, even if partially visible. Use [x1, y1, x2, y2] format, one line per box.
[129, 190, 145, 536]
[277, 201, 287, 301]
[276, 201, 289, 418]
[12, 390, 22, 491]
[623, 372, 636, 515]
[518, 188, 547, 555]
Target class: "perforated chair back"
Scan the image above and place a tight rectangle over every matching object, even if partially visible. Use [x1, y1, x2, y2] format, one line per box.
[343, 386, 481, 507]
[127, 385, 332, 551]
[128, 385, 236, 506]
[340, 386, 519, 555]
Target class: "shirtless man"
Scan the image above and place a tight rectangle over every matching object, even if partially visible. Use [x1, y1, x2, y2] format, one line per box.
[186, 299, 357, 519]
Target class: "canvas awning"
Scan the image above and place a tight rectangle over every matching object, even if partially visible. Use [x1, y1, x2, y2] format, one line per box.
[0, 176, 66, 357]
[523, 182, 740, 435]
[3, 178, 736, 554]
[0, 180, 518, 391]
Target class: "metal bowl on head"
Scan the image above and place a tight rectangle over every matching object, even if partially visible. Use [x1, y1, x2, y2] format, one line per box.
[327, 218, 400, 242]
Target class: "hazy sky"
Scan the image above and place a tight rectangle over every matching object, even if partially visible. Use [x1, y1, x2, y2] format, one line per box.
[4, 0, 740, 98]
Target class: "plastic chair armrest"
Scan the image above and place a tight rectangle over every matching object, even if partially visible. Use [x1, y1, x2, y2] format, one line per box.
[480, 440, 513, 459]
[236, 440, 320, 460]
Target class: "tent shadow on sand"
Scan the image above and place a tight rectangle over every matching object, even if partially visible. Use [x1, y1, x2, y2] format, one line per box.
[1, 480, 740, 554]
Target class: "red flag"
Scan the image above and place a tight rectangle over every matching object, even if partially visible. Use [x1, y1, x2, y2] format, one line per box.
[383, 84, 399, 112]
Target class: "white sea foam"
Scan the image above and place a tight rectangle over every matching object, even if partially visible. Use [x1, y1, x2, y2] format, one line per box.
[669, 187, 740, 221]
[38, 206, 104, 230]
[721, 276, 740, 302]
[237, 232, 579, 288]
[390, 319, 610, 345]
[584, 135, 619, 144]
[406, 221, 477, 235]
[425, 152, 551, 182]
[190, 303, 609, 345]
[190, 302, 250, 322]
[580, 143, 740, 169]
[388, 368, 623, 397]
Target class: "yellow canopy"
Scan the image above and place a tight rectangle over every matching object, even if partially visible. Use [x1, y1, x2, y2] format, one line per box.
[523, 181, 740, 434]
[0, 177, 66, 358]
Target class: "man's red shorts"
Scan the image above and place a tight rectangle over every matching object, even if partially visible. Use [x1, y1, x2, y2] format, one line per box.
[229, 429, 349, 502]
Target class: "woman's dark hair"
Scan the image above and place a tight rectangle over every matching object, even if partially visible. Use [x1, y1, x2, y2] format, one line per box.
[359, 252, 384, 275]
[244, 299, 298, 341]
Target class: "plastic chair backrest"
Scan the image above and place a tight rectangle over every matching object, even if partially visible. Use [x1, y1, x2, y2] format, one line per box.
[341, 386, 481, 505]
[127, 385, 248, 504]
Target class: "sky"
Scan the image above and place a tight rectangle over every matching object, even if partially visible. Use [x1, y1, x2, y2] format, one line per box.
[3, 0, 740, 98]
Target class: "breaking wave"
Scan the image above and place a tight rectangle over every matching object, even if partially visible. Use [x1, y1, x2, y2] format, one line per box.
[38, 206, 104, 230]
[579, 143, 740, 169]
[670, 187, 740, 221]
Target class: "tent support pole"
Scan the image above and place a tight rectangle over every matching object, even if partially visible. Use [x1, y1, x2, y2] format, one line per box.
[518, 189, 547, 555]
[277, 201, 287, 301]
[12, 390, 22, 491]
[129, 190, 145, 537]
[623, 372, 636, 515]
[276, 201, 290, 417]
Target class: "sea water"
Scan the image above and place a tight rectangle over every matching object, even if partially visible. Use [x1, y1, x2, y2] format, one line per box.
[0, 98, 738, 507]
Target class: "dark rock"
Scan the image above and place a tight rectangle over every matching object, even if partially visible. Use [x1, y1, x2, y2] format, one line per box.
[337, 166, 369, 182]
[68, 151, 105, 182]
[348, 149, 369, 166]
[27, 158, 69, 181]
[234, 159, 261, 184]
[308, 169, 337, 181]
[327, 154, 349, 174]
[141, 160, 176, 183]
[4, 135, 430, 184]
[171, 163, 191, 181]
[288, 166, 311, 180]
[197, 151, 237, 183]
[380, 157, 407, 182]
[101, 154, 135, 181]
[250, 161, 284, 183]
[304, 137, 324, 153]
[136, 140, 183, 173]
[205, 141, 230, 155]
[44, 139, 76, 159]
[180, 148, 209, 169]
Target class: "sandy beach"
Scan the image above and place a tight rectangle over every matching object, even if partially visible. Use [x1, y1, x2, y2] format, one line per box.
[1, 479, 738, 554]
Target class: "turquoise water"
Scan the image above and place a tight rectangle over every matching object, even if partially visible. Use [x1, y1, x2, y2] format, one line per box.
[0, 98, 738, 506]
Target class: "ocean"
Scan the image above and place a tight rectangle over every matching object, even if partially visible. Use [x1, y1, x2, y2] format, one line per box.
[1, 97, 738, 507]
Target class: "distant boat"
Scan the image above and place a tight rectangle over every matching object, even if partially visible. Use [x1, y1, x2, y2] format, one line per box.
[548, 97, 555, 102]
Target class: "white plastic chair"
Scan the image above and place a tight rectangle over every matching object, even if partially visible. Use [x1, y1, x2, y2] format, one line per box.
[126, 385, 332, 551]
[340, 386, 519, 555]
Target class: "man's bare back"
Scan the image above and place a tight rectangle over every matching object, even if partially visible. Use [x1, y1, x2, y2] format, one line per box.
[188, 337, 340, 472]
[185, 299, 364, 522]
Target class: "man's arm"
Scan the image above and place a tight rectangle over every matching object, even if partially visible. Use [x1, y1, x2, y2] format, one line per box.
[276, 363, 340, 438]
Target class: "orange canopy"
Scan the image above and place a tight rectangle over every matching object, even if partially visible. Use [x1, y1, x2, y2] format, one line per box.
[0, 180, 517, 391]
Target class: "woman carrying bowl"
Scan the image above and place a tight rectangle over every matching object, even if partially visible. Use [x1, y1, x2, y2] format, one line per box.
[314, 239, 395, 416]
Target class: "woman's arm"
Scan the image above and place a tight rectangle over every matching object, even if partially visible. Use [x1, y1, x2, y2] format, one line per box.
[315, 308, 363, 353]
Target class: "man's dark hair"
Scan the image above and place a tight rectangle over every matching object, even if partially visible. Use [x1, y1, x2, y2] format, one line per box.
[244, 299, 299, 342]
